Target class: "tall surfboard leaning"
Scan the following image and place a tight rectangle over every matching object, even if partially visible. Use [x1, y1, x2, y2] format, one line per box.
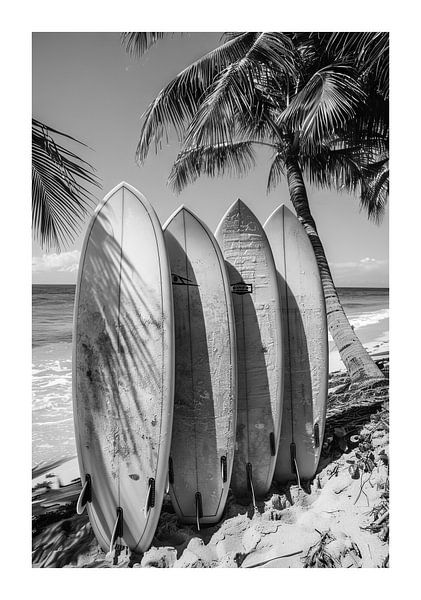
[215, 199, 283, 504]
[72, 182, 174, 555]
[163, 206, 237, 528]
[264, 205, 328, 484]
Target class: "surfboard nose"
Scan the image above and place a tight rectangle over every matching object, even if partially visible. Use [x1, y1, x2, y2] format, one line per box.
[264, 203, 289, 225]
[216, 198, 259, 232]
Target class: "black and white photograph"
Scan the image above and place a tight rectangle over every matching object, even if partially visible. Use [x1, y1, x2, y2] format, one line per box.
[30, 28, 391, 569]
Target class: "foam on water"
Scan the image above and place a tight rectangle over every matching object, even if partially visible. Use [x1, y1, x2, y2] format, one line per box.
[32, 340, 74, 465]
[349, 308, 389, 329]
[328, 308, 389, 341]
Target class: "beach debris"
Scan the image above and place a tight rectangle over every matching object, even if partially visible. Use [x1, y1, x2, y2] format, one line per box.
[348, 464, 360, 479]
[32, 517, 94, 568]
[362, 500, 389, 542]
[379, 554, 389, 568]
[349, 434, 360, 449]
[141, 546, 177, 568]
[327, 463, 340, 479]
[303, 530, 339, 568]
[303, 529, 362, 568]
[264, 493, 290, 512]
[243, 549, 303, 568]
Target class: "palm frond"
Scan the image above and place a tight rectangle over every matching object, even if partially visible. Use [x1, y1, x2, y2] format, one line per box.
[137, 32, 297, 163]
[267, 152, 286, 192]
[182, 33, 298, 149]
[279, 65, 366, 150]
[32, 119, 100, 251]
[360, 158, 389, 222]
[121, 32, 168, 58]
[299, 143, 364, 193]
[324, 32, 389, 98]
[336, 80, 389, 150]
[136, 32, 260, 162]
[169, 141, 257, 193]
[182, 60, 258, 148]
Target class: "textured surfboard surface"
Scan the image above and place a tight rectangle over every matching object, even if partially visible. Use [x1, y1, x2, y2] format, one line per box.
[264, 204, 328, 482]
[164, 207, 237, 524]
[73, 182, 174, 552]
[215, 199, 283, 499]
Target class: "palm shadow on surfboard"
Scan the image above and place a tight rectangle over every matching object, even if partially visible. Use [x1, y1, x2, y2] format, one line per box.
[226, 261, 277, 500]
[164, 207, 236, 527]
[216, 199, 283, 504]
[265, 204, 328, 484]
[73, 183, 174, 554]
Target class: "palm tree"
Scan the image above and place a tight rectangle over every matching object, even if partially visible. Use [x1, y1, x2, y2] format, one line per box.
[32, 119, 100, 251]
[123, 32, 388, 386]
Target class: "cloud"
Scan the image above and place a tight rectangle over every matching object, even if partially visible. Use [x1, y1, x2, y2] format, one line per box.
[32, 251, 81, 273]
[332, 257, 388, 271]
[330, 257, 389, 286]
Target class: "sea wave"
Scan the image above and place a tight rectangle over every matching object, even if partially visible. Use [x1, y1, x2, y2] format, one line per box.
[33, 417, 74, 426]
[328, 308, 389, 341]
[349, 308, 389, 330]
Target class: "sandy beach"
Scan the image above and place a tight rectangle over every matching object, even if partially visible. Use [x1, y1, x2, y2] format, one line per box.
[32, 354, 389, 569]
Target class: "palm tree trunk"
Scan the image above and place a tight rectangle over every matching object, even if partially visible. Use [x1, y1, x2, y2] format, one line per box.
[285, 155, 384, 386]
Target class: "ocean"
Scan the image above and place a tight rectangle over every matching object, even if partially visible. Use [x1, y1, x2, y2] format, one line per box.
[32, 285, 389, 467]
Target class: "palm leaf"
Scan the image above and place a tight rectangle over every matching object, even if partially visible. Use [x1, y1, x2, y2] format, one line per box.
[323, 32, 389, 98]
[121, 32, 169, 58]
[299, 142, 364, 193]
[360, 158, 389, 222]
[32, 119, 100, 251]
[137, 33, 297, 163]
[169, 141, 258, 193]
[136, 32, 261, 162]
[279, 65, 366, 150]
[267, 152, 286, 191]
[182, 33, 298, 149]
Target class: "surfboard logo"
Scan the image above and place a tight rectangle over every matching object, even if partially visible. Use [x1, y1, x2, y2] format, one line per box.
[231, 281, 253, 295]
[171, 274, 199, 287]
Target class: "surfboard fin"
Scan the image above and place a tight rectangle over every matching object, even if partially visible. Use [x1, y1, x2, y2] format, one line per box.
[168, 456, 174, 484]
[76, 474, 92, 515]
[290, 443, 302, 489]
[109, 507, 123, 554]
[143, 478, 156, 516]
[314, 423, 320, 448]
[195, 492, 203, 531]
[269, 432, 276, 456]
[246, 463, 257, 511]
[221, 456, 227, 483]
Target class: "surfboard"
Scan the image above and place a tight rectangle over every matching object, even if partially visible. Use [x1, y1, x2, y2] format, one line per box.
[215, 199, 283, 502]
[264, 204, 328, 483]
[73, 182, 174, 554]
[163, 206, 237, 526]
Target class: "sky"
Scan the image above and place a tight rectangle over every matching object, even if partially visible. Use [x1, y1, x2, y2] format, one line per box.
[32, 32, 389, 287]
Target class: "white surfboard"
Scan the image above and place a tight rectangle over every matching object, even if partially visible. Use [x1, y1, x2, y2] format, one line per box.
[163, 206, 237, 526]
[73, 182, 174, 553]
[264, 204, 328, 483]
[215, 199, 283, 501]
